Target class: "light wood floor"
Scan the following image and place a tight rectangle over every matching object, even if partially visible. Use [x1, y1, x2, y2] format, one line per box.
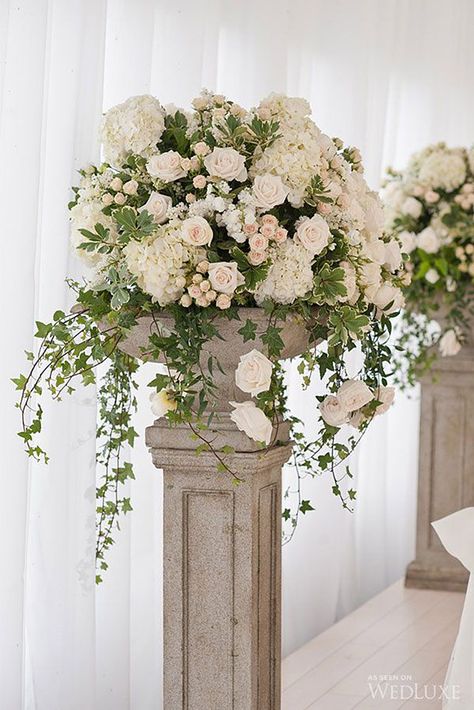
[282, 580, 465, 709]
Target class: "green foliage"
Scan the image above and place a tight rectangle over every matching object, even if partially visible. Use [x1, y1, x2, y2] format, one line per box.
[96, 351, 138, 577]
[305, 175, 334, 207]
[160, 111, 191, 155]
[237, 319, 258, 342]
[312, 264, 347, 305]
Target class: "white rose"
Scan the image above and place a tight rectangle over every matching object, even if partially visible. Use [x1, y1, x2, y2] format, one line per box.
[364, 194, 385, 235]
[374, 386, 395, 415]
[425, 268, 439, 284]
[348, 410, 368, 429]
[398, 230, 417, 254]
[417, 226, 440, 254]
[336, 380, 373, 412]
[208, 261, 245, 295]
[371, 283, 404, 313]
[181, 216, 213, 246]
[140, 192, 172, 224]
[235, 349, 273, 396]
[363, 238, 386, 265]
[295, 215, 331, 256]
[252, 174, 289, 210]
[150, 390, 177, 418]
[439, 329, 462, 357]
[229, 401, 273, 445]
[204, 147, 247, 182]
[319, 395, 349, 427]
[401, 197, 422, 219]
[147, 150, 186, 182]
[384, 240, 403, 272]
[359, 262, 382, 300]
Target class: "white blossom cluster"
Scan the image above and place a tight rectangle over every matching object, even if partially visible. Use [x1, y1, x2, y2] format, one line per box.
[382, 143, 474, 285]
[382, 142, 474, 359]
[69, 90, 405, 314]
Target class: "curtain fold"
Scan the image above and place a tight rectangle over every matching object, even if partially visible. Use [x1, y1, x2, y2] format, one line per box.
[1, 0, 474, 707]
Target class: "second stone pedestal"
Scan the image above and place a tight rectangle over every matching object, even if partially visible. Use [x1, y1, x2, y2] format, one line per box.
[406, 327, 474, 592]
[147, 422, 291, 710]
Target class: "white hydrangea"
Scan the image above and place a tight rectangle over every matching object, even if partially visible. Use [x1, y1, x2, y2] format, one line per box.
[254, 241, 314, 304]
[418, 148, 466, 192]
[250, 94, 325, 207]
[70, 200, 116, 265]
[101, 95, 165, 166]
[124, 230, 194, 305]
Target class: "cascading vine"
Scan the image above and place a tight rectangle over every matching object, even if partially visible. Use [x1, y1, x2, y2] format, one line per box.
[15, 90, 407, 577]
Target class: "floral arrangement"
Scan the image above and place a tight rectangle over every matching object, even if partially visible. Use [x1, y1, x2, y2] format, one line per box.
[15, 91, 406, 579]
[382, 143, 474, 385]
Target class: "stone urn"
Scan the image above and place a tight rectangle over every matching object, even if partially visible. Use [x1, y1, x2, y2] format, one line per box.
[117, 307, 312, 710]
[406, 302, 474, 592]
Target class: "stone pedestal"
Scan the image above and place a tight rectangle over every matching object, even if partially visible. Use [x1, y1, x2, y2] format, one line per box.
[406, 321, 474, 592]
[147, 423, 291, 710]
[118, 307, 311, 710]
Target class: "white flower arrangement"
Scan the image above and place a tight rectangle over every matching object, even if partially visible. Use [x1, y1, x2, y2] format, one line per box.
[16, 90, 406, 575]
[382, 143, 474, 384]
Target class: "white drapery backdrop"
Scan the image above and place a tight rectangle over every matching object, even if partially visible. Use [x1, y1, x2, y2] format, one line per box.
[2, 1, 474, 707]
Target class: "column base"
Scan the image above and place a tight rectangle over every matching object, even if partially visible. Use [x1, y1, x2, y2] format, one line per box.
[405, 559, 468, 592]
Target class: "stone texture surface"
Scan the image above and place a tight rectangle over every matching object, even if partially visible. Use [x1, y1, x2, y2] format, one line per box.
[149, 441, 291, 710]
[117, 307, 311, 414]
[118, 308, 312, 710]
[406, 317, 474, 592]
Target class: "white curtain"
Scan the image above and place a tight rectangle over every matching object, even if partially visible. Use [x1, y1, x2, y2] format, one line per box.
[1, 0, 474, 707]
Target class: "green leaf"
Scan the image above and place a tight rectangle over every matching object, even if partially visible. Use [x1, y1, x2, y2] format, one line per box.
[122, 498, 133, 513]
[12, 374, 27, 390]
[299, 499, 315, 514]
[312, 264, 347, 305]
[261, 325, 284, 357]
[35, 321, 52, 339]
[238, 319, 258, 342]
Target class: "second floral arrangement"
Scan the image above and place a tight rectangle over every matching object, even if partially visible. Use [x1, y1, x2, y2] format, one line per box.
[383, 142, 474, 384]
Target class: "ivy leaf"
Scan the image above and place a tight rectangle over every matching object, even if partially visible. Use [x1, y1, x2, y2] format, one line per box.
[261, 325, 284, 357]
[299, 499, 315, 514]
[35, 321, 52, 339]
[122, 498, 133, 513]
[12, 374, 27, 390]
[238, 319, 258, 342]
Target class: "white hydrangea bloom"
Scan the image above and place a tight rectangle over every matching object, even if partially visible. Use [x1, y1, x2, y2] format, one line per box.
[124, 230, 195, 305]
[101, 95, 165, 166]
[418, 148, 466, 192]
[254, 241, 314, 304]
